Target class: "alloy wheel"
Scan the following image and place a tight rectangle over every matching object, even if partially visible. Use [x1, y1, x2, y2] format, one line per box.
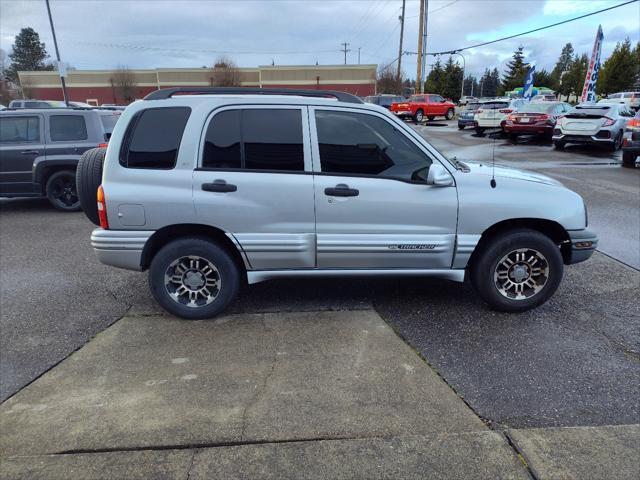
[164, 255, 221, 308]
[493, 248, 549, 300]
[51, 174, 79, 208]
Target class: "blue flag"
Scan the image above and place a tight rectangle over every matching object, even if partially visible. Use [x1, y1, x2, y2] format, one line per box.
[523, 64, 536, 101]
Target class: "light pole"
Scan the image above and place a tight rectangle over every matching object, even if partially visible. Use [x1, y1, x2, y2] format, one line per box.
[450, 50, 465, 100]
[45, 0, 69, 106]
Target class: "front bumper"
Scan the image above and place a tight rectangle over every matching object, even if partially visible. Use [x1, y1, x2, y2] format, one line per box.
[91, 228, 154, 271]
[565, 229, 598, 265]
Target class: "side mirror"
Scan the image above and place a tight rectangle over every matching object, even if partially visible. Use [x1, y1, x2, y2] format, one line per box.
[427, 164, 454, 187]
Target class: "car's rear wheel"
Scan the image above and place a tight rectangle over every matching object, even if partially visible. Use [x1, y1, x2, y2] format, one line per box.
[622, 150, 637, 168]
[414, 110, 424, 123]
[76, 147, 106, 225]
[445, 108, 454, 120]
[149, 237, 240, 319]
[458, 125, 465, 130]
[475, 127, 485, 135]
[470, 229, 563, 312]
[553, 141, 565, 150]
[610, 131, 623, 151]
[46, 170, 81, 211]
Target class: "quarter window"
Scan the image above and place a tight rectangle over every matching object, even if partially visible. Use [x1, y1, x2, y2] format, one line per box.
[50, 115, 88, 141]
[0, 116, 39, 143]
[202, 108, 304, 172]
[315, 110, 431, 181]
[121, 107, 191, 169]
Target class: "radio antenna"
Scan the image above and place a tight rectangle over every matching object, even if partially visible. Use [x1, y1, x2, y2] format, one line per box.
[490, 130, 497, 188]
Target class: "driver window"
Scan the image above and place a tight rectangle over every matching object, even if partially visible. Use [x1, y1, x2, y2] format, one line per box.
[314, 110, 432, 181]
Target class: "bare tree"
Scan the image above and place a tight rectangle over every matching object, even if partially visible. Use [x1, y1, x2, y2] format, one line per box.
[210, 56, 241, 87]
[111, 65, 138, 104]
[376, 63, 402, 94]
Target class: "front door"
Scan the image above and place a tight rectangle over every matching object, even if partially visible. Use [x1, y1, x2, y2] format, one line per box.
[0, 114, 44, 196]
[309, 107, 458, 269]
[192, 106, 316, 270]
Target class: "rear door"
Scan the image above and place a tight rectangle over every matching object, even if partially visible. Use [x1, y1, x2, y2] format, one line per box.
[310, 107, 458, 269]
[429, 95, 445, 116]
[192, 106, 316, 270]
[45, 112, 96, 158]
[0, 114, 44, 195]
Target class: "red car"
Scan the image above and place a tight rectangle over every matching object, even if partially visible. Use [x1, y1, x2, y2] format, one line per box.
[504, 101, 572, 139]
[390, 94, 456, 123]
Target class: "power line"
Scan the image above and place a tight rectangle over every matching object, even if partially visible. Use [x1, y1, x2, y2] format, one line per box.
[428, 0, 638, 55]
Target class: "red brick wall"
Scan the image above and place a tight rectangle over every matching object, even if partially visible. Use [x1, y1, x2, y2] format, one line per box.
[29, 83, 375, 105]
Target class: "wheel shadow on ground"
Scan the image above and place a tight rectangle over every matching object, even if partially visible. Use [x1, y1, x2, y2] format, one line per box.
[0, 198, 52, 213]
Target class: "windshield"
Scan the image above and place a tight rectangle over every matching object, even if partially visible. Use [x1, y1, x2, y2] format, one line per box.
[519, 103, 552, 113]
[569, 105, 612, 116]
[480, 102, 508, 110]
[464, 103, 480, 111]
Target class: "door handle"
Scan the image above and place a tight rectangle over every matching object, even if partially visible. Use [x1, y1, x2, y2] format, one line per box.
[202, 179, 237, 193]
[324, 183, 359, 197]
[20, 150, 39, 155]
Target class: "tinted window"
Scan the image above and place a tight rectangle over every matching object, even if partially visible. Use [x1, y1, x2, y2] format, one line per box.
[243, 109, 304, 171]
[0, 116, 39, 143]
[520, 103, 552, 113]
[430, 95, 444, 102]
[202, 109, 241, 169]
[99, 113, 120, 133]
[464, 103, 480, 111]
[121, 107, 191, 169]
[202, 108, 304, 172]
[315, 110, 431, 180]
[480, 102, 508, 110]
[411, 96, 425, 103]
[50, 115, 88, 141]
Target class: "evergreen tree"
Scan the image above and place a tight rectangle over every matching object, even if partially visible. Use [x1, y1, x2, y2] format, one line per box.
[551, 43, 574, 91]
[562, 53, 589, 101]
[441, 56, 463, 102]
[488, 68, 500, 97]
[424, 59, 444, 94]
[597, 38, 637, 95]
[7, 27, 54, 82]
[501, 46, 527, 94]
[534, 69, 553, 89]
[463, 75, 479, 97]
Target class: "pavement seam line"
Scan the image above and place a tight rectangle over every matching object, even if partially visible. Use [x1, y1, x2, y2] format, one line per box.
[593, 249, 640, 272]
[503, 430, 541, 480]
[185, 449, 197, 480]
[1, 304, 132, 404]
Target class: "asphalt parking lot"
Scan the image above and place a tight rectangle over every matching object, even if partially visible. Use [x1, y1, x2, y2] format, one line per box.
[1, 120, 638, 436]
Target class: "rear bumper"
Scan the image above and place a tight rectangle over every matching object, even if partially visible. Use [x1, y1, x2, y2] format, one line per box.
[504, 123, 552, 134]
[565, 229, 598, 265]
[458, 118, 475, 127]
[393, 111, 414, 118]
[553, 131, 614, 144]
[91, 228, 154, 271]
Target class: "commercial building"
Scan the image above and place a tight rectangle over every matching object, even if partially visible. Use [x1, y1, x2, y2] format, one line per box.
[17, 64, 377, 105]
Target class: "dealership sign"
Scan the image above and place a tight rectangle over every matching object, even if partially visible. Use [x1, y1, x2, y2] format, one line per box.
[523, 63, 536, 101]
[580, 25, 604, 103]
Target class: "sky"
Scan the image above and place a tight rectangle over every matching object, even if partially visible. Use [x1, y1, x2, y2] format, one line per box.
[0, 0, 638, 80]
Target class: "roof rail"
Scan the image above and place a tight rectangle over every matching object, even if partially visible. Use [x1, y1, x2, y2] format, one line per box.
[143, 87, 363, 104]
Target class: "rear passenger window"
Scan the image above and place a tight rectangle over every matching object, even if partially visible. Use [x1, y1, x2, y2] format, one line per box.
[0, 116, 39, 143]
[202, 108, 304, 172]
[121, 107, 191, 169]
[50, 115, 88, 141]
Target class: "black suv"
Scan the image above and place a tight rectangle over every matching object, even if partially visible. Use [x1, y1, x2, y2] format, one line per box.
[0, 108, 121, 210]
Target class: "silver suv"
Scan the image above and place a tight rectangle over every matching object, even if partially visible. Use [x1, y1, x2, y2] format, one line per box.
[81, 88, 597, 319]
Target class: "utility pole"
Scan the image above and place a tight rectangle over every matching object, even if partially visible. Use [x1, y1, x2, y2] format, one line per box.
[45, 0, 69, 106]
[358, 47, 361, 64]
[340, 42, 351, 65]
[415, 0, 425, 93]
[421, 0, 429, 90]
[396, 0, 406, 88]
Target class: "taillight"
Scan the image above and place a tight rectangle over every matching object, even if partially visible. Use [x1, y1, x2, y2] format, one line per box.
[97, 185, 109, 230]
[499, 109, 513, 114]
[628, 118, 640, 128]
[507, 114, 516, 121]
[98, 143, 108, 148]
[602, 117, 615, 126]
[538, 114, 550, 121]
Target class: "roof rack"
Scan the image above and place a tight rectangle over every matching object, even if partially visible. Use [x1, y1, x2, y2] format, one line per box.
[143, 87, 363, 104]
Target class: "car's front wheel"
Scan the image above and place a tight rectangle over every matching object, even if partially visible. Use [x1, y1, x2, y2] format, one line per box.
[470, 229, 563, 312]
[149, 238, 241, 319]
[414, 110, 424, 123]
[553, 141, 565, 150]
[46, 170, 81, 211]
[445, 108, 454, 120]
[622, 150, 637, 168]
[475, 127, 485, 135]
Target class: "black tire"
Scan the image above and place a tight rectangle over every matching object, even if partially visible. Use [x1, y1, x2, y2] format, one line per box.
[414, 109, 424, 123]
[509, 133, 518, 141]
[46, 170, 81, 211]
[445, 108, 454, 120]
[76, 147, 106, 225]
[470, 229, 563, 312]
[609, 131, 623, 151]
[622, 150, 637, 168]
[148, 237, 241, 319]
[427, 115, 435, 121]
[475, 127, 485, 135]
[458, 125, 465, 130]
[553, 141, 565, 150]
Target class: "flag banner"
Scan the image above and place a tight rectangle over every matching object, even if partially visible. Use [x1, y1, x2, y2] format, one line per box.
[523, 64, 536, 100]
[581, 25, 604, 103]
